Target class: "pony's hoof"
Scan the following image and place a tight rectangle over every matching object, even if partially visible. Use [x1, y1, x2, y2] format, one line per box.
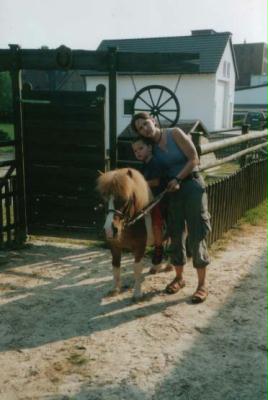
[132, 296, 142, 303]
[107, 288, 121, 297]
[149, 264, 162, 274]
[132, 293, 143, 302]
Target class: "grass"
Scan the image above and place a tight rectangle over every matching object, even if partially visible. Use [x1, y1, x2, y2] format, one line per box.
[203, 162, 240, 184]
[0, 123, 14, 140]
[239, 201, 267, 226]
[210, 200, 267, 255]
[0, 123, 15, 153]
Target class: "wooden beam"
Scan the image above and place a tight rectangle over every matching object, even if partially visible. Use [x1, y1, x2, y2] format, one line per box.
[0, 47, 200, 73]
[0, 48, 109, 71]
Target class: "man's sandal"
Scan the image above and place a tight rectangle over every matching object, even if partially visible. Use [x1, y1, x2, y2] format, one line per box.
[165, 277, 186, 294]
[191, 287, 208, 303]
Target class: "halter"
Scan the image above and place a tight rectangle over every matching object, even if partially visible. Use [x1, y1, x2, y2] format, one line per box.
[107, 208, 125, 218]
[107, 197, 135, 226]
[106, 188, 168, 228]
[126, 189, 168, 227]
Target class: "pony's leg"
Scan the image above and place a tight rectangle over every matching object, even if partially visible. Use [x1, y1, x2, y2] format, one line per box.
[112, 266, 121, 294]
[111, 248, 121, 295]
[132, 244, 146, 300]
[133, 260, 144, 300]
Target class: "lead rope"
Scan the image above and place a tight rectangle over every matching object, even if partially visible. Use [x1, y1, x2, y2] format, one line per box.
[126, 188, 168, 227]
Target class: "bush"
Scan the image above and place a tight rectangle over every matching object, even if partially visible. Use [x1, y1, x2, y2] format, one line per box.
[0, 129, 9, 141]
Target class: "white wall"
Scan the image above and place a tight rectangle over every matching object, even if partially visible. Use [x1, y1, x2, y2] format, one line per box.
[215, 40, 236, 129]
[235, 85, 268, 105]
[117, 74, 217, 132]
[251, 75, 268, 86]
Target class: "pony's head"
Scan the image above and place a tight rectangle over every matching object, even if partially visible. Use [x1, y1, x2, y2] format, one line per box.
[96, 168, 151, 241]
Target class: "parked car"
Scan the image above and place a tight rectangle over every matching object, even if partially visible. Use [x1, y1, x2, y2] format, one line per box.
[245, 112, 267, 130]
[233, 112, 247, 127]
[233, 111, 267, 130]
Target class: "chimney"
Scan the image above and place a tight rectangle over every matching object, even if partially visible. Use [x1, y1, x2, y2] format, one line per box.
[191, 29, 217, 36]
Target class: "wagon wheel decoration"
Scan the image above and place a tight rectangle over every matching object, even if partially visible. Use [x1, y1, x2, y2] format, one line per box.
[132, 84, 180, 127]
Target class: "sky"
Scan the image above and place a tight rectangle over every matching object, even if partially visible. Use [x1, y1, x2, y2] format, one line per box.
[0, 0, 267, 50]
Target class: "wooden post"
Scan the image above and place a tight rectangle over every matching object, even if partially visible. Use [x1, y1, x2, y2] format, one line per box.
[239, 124, 250, 168]
[108, 47, 117, 170]
[191, 131, 202, 156]
[9, 44, 27, 244]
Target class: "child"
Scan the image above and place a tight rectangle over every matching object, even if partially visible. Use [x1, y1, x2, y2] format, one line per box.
[132, 136, 167, 270]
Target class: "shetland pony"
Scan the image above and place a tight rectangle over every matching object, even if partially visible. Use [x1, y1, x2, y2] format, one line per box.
[96, 168, 153, 300]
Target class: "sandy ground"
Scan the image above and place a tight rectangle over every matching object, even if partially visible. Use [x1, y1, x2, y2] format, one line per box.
[0, 224, 267, 400]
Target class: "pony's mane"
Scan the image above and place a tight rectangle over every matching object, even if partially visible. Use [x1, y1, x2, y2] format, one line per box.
[97, 168, 152, 211]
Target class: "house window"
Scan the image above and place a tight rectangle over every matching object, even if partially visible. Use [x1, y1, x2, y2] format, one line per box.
[124, 99, 134, 115]
[223, 61, 231, 78]
[227, 62, 231, 78]
[223, 61, 227, 77]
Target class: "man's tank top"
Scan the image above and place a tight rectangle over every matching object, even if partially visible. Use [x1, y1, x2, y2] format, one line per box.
[153, 129, 188, 178]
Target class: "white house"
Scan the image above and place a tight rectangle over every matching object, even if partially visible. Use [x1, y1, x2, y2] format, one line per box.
[250, 75, 267, 86]
[235, 83, 268, 113]
[85, 29, 237, 147]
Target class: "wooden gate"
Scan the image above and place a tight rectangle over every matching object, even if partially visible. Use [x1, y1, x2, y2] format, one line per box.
[22, 86, 106, 234]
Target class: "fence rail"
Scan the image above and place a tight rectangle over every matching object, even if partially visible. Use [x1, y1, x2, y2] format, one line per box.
[199, 130, 267, 155]
[192, 128, 267, 170]
[200, 142, 267, 171]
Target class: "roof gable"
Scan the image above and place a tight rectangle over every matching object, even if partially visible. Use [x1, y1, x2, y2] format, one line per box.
[98, 32, 233, 74]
